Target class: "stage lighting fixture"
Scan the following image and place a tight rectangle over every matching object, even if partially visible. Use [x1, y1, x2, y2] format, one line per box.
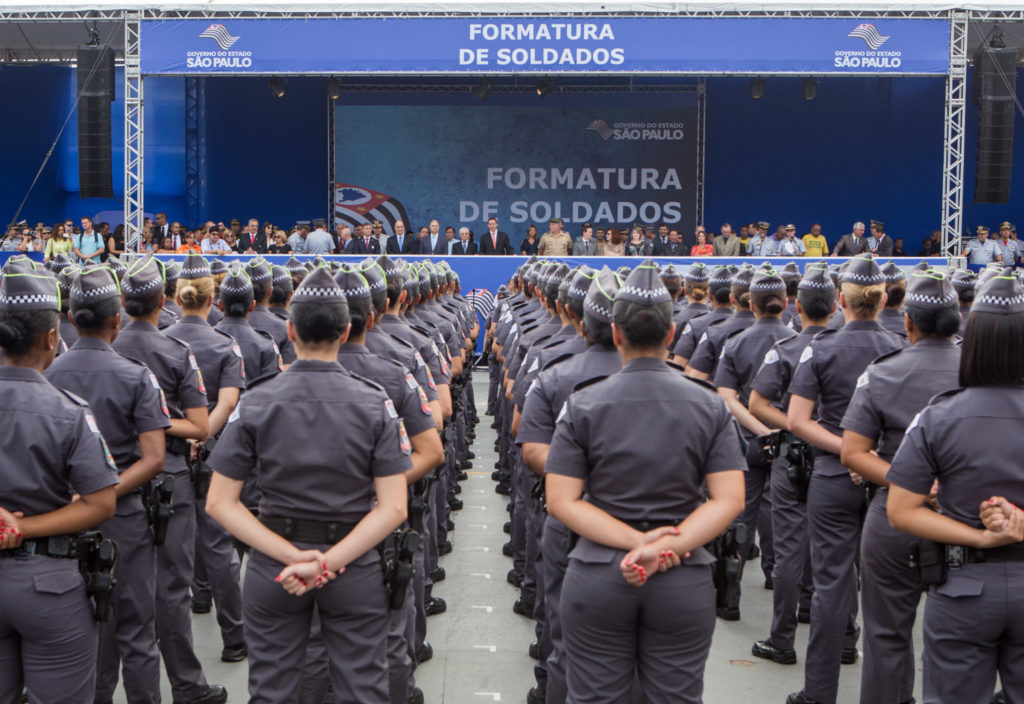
[536, 77, 558, 98]
[750, 77, 765, 100]
[473, 77, 493, 101]
[803, 78, 817, 101]
[267, 77, 285, 99]
[327, 77, 341, 100]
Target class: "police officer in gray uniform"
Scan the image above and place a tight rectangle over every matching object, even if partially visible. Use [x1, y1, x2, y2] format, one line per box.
[670, 262, 712, 349]
[215, 263, 282, 382]
[887, 270, 1024, 704]
[46, 264, 172, 704]
[328, 264, 443, 704]
[160, 260, 183, 329]
[113, 255, 225, 704]
[780, 262, 802, 326]
[54, 261, 80, 351]
[207, 259, 227, 327]
[269, 265, 293, 320]
[878, 262, 908, 338]
[951, 268, 977, 338]
[518, 265, 618, 704]
[205, 267, 413, 704]
[163, 252, 247, 662]
[670, 264, 735, 366]
[546, 261, 747, 704]
[715, 269, 796, 618]
[687, 266, 757, 381]
[0, 265, 119, 704]
[246, 257, 297, 365]
[786, 253, 906, 704]
[841, 269, 961, 704]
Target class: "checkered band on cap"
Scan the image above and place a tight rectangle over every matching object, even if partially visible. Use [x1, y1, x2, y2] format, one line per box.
[750, 270, 786, 293]
[0, 271, 61, 312]
[122, 257, 165, 298]
[358, 260, 387, 292]
[246, 259, 272, 282]
[616, 261, 671, 307]
[839, 254, 884, 286]
[292, 266, 346, 305]
[881, 262, 906, 284]
[106, 255, 128, 277]
[950, 270, 977, 290]
[376, 255, 402, 279]
[584, 267, 620, 323]
[164, 261, 181, 283]
[333, 267, 372, 301]
[271, 265, 292, 288]
[904, 270, 957, 310]
[567, 267, 596, 302]
[660, 264, 682, 281]
[70, 266, 121, 307]
[220, 265, 253, 296]
[972, 274, 1024, 314]
[210, 259, 228, 275]
[180, 252, 211, 280]
[798, 266, 835, 291]
[686, 263, 710, 283]
[55, 264, 80, 296]
[285, 256, 306, 274]
[708, 265, 733, 288]
[780, 262, 802, 280]
[905, 289, 958, 307]
[731, 268, 755, 292]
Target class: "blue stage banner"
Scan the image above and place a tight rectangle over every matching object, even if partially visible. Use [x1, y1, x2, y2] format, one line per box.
[140, 18, 950, 76]
[333, 102, 698, 238]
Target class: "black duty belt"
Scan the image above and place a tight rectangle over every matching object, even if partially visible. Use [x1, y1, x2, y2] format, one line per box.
[0, 534, 82, 559]
[621, 519, 681, 533]
[959, 542, 1024, 565]
[166, 436, 192, 457]
[259, 516, 356, 544]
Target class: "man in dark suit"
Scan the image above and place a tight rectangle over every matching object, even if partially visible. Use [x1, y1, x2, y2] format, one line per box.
[419, 220, 447, 254]
[237, 218, 268, 254]
[385, 221, 418, 254]
[832, 221, 869, 256]
[453, 227, 478, 255]
[357, 223, 381, 254]
[337, 225, 361, 254]
[664, 230, 685, 256]
[867, 219, 893, 257]
[478, 217, 515, 255]
[650, 224, 673, 255]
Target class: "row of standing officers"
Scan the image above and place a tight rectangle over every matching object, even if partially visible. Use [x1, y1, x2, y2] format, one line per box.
[0, 250, 479, 704]
[489, 253, 1024, 704]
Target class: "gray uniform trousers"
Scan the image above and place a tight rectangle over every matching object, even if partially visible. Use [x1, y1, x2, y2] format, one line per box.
[804, 462, 865, 704]
[191, 503, 245, 647]
[860, 488, 920, 704]
[561, 555, 716, 704]
[498, 396, 514, 485]
[770, 459, 812, 650]
[94, 503, 161, 703]
[415, 490, 434, 647]
[487, 356, 500, 414]
[156, 468, 210, 702]
[922, 561, 1024, 704]
[520, 464, 542, 608]
[246, 548, 389, 704]
[541, 517, 570, 704]
[730, 457, 774, 609]
[527, 495, 547, 686]
[0, 555, 98, 704]
[510, 450, 529, 586]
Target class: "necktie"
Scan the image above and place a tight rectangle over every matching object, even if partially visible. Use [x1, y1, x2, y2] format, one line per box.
[365, 238, 370, 249]
[492, 233, 497, 249]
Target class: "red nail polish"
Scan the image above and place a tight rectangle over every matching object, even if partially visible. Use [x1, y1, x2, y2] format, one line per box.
[274, 576, 281, 582]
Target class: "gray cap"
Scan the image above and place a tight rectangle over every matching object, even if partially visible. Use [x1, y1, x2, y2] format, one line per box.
[0, 269, 60, 312]
[881, 261, 907, 284]
[615, 260, 671, 307]
[799, 264, 835, 291]
[333, 264, 372, 302]
[750, 269, 786, 295]
[122, 256, 165, 300]
[839, 253, 884, 285]
[904, 269, 957, 310]
[685, 262, 710, 284]
[973, 273, 1024, 315]
[566, 266, 596, 303]
[70, 265, 121, 311]
[180, 251, 211, 280]
[584, 266, 621, 324]
[291, 266, 346, 306]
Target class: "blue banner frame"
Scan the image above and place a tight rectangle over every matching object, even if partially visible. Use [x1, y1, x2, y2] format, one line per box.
[140, 17, 951, 76]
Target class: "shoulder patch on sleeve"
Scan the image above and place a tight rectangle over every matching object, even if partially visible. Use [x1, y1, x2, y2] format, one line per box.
[84, 412, 100, 434]
[527, 357, 540, 374]
[763, 348, 780, 365]
[682, 323, 692, 335]
[384, 398, 399, 419]
[855, 370, 870, 389]
[414, 351, 427, 368]
[799, 345, 814, 364]
[698, 332, 708, 345]
[227, 404, 241, 424]
[398, 419, 412, 455]
[404, 372, 419, 391]
[905, 411, 921, 434]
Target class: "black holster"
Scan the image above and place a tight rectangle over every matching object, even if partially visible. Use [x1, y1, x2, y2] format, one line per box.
[910, 539, 949, 587]
[76, 531, 119, 622]
[383, 529, 420, 611]
[709, 523, 748, 610]
[142, 475, 175, 546]
[190, 435, 217, 500]
[782, 437, 814, 503]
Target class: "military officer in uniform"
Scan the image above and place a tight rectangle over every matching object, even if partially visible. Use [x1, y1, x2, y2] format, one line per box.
[45, 265, 172, 704]
[163, 252, 248, 661]
[205, 267, 413, 703]
[0, 265, 119, 704]
[113, 255, 226, 704]
[546, 261, 747, 704]
[670, 264, 734, 367]
[518, 265, 617, 704]
[247, 257, 297, 365]
[840, 269, 961, 704]
[887, 271, 1024, 704]
[215, 264, 282, 382]
[715, 269, 796, 619]
[960, 225, 1002, 266]
[749, 263, 836, 666]
[785, 254, 906, 704]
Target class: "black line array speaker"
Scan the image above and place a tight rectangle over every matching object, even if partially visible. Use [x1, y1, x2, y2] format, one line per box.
[76, 44, 115, 199]
[974, 48, 1018, 205]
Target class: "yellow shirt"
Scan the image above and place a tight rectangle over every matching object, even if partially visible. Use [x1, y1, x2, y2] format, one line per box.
[538, 231, 572, 256]
[803, 234, 828, 257]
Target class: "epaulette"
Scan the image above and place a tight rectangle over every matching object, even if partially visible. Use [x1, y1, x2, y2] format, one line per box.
[571, 374, 611, 394]
[246, 370, 281, 389]
[163, 333, 194, 354]
[541, 351, 574, 371]
[211, 327, 237, 345]
[927, 387, 965, 407]
[254, 329, 277, 346]
[870, 347, 904, 366]
[680, 370, 719, 394]
[54, 386, 90, 407]
[812, 327, 839, 342]
[348, 370, 389, 395]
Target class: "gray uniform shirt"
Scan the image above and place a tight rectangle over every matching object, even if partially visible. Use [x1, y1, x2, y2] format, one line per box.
[337, 342, 437, 438]
[250, 305, 297, 365]
[164, 315, 246, 408]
